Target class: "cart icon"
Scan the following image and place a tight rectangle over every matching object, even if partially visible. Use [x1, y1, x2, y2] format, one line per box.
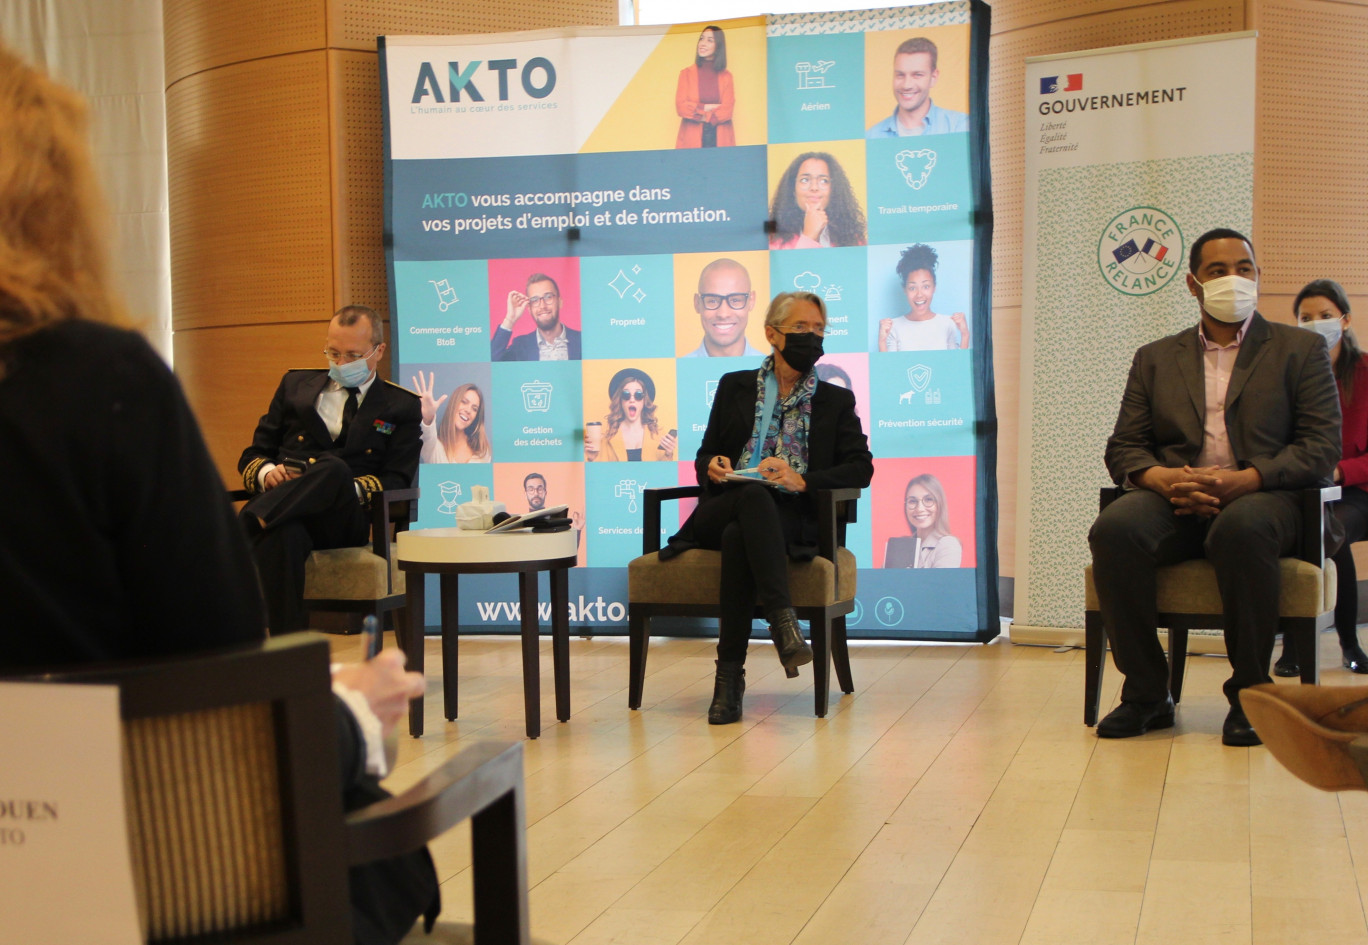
[429, 279, 459, 312]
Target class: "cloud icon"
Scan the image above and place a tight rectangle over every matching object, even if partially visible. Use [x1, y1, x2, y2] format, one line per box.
[895, 149, 937, 190]
[793, 270, 821, 291]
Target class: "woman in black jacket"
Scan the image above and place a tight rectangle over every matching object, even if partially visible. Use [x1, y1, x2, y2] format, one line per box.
[660, 291, 873, 723]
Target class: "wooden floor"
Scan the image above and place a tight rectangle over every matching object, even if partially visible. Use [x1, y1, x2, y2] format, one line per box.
[334, 629, 1368, 945]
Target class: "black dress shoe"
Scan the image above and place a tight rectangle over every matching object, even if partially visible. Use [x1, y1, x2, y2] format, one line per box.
[1222, 705, 1262, 747]
[1096, 697, 1175, 738]
[1344, 642, 1368, 675]
[1273, 648, 1301, 678]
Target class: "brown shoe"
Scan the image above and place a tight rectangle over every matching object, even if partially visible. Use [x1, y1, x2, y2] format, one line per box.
[1239, 684, 1368, 791]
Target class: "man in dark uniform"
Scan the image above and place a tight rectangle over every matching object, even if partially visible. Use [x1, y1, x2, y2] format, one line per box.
[239, 305, 421, 634]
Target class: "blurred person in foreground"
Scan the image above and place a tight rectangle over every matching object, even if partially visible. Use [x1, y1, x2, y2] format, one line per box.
[0, 45, 434, 945]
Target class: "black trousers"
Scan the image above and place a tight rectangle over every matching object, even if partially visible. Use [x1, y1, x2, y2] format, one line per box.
[1332, 487, 1368, 646]
[240, 455, 369, 634]
[684, 484, 802, 663]
[1088, 488, 1301, 706]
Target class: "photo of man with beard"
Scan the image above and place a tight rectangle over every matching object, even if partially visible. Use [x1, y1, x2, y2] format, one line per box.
[491, 271, 583, 361]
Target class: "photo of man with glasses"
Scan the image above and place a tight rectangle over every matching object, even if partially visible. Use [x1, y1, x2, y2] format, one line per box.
[685, 257, 765, 358]
[491, 272, 583, 361]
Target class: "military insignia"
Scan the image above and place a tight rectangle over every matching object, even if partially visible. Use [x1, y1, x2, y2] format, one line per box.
[374, 419, 395, 435]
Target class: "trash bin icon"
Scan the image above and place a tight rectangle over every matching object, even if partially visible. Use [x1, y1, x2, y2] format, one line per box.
[521, 379, 553, 413]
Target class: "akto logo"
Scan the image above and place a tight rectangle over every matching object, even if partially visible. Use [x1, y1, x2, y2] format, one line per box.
[411, 58, 557, 104]
[1039, 74, 1082, 94]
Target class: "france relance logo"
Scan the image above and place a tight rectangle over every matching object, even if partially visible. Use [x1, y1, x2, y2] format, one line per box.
[1097, 207, 1183, 297]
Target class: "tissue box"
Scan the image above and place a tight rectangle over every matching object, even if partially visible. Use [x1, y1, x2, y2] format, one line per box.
[454, 484, 505, 529]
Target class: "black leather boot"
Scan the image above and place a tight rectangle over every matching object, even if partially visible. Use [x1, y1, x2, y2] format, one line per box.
[1343, 639, 1368, 674]
[1273, 635, 1300, 678]
[767, 607, 813, 678]
[708, 660, 745, 724]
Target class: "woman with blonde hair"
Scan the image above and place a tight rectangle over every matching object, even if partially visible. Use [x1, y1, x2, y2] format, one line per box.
[0, 47, 437, 944]
[585, 367, 677, 461]
[884, 473, 962, 568]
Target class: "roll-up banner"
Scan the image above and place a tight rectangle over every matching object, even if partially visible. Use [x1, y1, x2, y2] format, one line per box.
[1013, 34, 1256, 644]
[380, 2, 997, 639]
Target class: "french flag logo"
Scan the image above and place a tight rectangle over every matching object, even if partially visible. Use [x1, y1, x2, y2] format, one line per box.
[1140, 238, 1169, 262]
[1040, 73, 1083, 94]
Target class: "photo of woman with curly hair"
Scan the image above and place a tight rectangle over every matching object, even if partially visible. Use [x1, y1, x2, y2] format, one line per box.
[879, 243, 969, 351]
[676, 25, 735, 149]
[413, 372, 490, 463]
[585, 368, 677, 462]
[768, 151, 867, 250]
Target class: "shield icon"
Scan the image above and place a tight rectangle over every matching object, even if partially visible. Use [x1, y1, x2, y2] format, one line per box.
[907, 364, 932, 393]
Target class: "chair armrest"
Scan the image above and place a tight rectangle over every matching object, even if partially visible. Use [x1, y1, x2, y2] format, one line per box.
[815, 489, 861, 593]
[1298, 485, 1342, 566]
[227, 488, 250, 503]
[642, 486, 703, 554]
[369, 488, 419, 582]
[345, 741, 523, 865]
[1099, 486, 1125, 511]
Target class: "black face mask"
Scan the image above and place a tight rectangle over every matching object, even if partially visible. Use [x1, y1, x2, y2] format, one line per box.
[778, 331, 824, 375]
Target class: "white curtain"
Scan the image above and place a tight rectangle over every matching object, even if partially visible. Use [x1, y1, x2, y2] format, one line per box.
[0, 1, 172, 363]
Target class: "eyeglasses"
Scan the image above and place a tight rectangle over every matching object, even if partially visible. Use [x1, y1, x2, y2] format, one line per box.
[619, 390, 646, 401]
[773, 326, 826, 339]
[906, 495, 938, 508]
[699, 292, 750, 311]
[528, 292, 558, 308]
[323, 344, 378, 364]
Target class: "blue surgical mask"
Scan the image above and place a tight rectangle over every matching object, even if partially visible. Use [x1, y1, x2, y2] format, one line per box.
[328, 356, 372, 387]
[1300, 317, 1344, 348]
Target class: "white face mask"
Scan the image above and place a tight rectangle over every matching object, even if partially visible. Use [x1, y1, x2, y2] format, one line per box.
[1301, 317, 1345, 347]
[1199, 274, 1258, 324]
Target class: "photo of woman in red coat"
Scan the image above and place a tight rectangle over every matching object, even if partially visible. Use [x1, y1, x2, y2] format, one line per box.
[676, 25, 735, 149]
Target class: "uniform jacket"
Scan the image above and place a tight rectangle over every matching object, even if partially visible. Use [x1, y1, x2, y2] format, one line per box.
[238, 369, 422, 506]
[1105, 313, 1341, 491]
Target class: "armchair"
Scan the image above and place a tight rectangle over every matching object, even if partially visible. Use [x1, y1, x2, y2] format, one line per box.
[626, 485, 861, 718]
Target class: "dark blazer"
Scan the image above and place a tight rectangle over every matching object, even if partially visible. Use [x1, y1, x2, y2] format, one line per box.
[696, 368, 874, 496]
[1105, 313, 1341, 490]
[490, 324, 582, 361]
[238, 369, 422, 504]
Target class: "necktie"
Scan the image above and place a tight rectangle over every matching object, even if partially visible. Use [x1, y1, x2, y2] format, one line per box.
[336, 387, 359, 446]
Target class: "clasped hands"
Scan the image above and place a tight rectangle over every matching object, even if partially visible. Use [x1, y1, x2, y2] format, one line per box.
[1136, 464, 1263, 517]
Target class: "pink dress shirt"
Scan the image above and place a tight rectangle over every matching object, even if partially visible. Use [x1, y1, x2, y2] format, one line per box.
[1195, 320, 1250, 470]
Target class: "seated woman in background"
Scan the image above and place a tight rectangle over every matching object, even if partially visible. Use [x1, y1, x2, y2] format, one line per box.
[884, 473, 962, 568]
[586, 367, 677, 461]
[658, 292, 873, 724]
[413, 372, 490, 463]
[0, 46, 434, 945]
[1276, 278, 1368, 676]
[878, 243, 969, 351]
[675, 25, 735, 149]
[768, 151, 867, 249]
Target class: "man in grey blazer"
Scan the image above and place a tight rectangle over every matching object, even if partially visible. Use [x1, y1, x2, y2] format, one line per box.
[1089, 228, 1341, 745]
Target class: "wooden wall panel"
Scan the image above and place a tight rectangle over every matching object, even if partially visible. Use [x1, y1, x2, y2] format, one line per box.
[1252, 0, 1368, 297]
[331, 50, 387, 318]
[163, 0, 325, 86]
[327, 0, 619, 50]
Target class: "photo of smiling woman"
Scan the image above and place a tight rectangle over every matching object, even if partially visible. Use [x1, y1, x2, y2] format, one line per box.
[884, 473, 962, 568]
[768, 150, 867, 249]
[676, 25, 735, 149]
[585, 368, 677, 462]
[412, 371, 490, 463]
[879, 243, 969, 351]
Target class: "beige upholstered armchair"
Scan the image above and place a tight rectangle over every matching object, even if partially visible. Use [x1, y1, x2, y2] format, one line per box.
[626, 485, 861, 718]
[1084, 486, 1340, 726]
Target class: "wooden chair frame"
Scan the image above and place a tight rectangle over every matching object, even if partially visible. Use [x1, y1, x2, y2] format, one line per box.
[16, 635, 529, 945]
[628, 486, 861, 718]
[1084, 486, 1340, 726]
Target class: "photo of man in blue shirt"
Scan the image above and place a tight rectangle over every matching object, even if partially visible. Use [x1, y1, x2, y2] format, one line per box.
[866, 37, 968, 139]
